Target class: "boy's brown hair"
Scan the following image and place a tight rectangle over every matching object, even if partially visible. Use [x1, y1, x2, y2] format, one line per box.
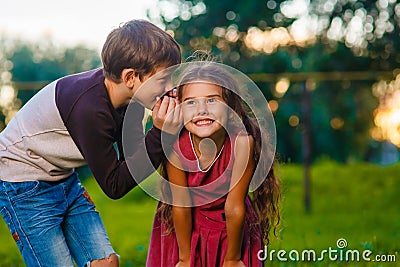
[101, 19, 181, 82]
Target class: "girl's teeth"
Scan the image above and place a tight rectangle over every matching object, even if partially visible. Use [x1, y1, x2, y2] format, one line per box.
[196, 120, 212, 125]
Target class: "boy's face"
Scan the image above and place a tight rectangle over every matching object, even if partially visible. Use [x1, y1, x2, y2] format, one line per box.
[181, 82, 228, 139]
[132, 67, 175, 109]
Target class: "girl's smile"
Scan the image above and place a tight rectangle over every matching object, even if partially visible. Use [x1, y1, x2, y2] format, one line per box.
[193, 117, 215, 126]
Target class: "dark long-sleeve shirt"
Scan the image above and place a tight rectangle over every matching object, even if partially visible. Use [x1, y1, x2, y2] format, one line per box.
[0, 68, 169, 199]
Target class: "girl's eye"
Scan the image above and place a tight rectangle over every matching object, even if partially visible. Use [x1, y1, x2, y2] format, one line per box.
[186, 100, 196, 105]
[207, 98, 217, 103]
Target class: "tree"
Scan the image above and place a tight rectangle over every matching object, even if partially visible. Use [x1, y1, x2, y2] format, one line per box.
[149, 0, 399, 163]
[0, 37, 101, 129]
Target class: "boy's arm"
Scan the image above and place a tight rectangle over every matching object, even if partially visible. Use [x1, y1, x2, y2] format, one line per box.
[66, 98, 142, 199]
[166, 154, 192, 264]
[224, 135, 255, 264]
[67, 97, 180, 199]
[143, 96, 182, 168]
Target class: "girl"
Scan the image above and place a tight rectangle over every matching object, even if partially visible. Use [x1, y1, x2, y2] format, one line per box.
[147, 61, 280, 267]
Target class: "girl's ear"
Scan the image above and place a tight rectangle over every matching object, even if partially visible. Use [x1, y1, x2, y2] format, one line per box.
[228, 110, 235, 119]
[121, 68, 137, 89]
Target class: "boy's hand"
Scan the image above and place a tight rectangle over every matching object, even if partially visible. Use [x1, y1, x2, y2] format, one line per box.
[152, 96, 182, 135]
[222, 260, 246, 267]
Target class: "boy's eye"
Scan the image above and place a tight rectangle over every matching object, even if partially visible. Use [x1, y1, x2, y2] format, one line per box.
[160, 78, 169, 84]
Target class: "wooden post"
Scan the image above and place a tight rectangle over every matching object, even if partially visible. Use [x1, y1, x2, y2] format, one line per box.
[301, 81, 312, 213]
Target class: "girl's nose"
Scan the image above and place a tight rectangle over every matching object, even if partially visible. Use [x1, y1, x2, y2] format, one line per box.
[196, 101, 208, 115]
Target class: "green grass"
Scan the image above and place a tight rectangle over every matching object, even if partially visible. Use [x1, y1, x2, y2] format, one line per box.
[268, 161, 399, 266]
[0, 161, 399, 266]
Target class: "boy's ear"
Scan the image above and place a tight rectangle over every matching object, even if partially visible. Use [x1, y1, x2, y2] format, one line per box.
[121, 68, 137, 89]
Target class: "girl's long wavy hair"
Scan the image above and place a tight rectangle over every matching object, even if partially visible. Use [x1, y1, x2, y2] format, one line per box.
[158, 58, 280, 244]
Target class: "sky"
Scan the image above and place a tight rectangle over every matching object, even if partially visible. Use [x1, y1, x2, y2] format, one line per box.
[0, 0, 158, 51]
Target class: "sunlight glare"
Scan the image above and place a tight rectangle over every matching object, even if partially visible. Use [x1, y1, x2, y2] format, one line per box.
[372, 75, 400, 147]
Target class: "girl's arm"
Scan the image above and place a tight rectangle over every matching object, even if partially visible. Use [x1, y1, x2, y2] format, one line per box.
[166, 154, 192, 265]
[223, 135, 255, 266]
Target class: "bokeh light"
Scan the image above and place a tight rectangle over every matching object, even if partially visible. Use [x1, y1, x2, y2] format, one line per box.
[268, 100, 279, 113]
[371, 73, 400, 147]
[274, 77, 290, 97]
[289, 115, 300, 127]
[330, 117, 344, 130]
[0, 56, 20, 127]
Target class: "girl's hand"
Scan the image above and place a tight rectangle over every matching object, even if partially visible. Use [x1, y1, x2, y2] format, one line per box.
[222, 259, 246, 267]
[175, 260, 190, 267]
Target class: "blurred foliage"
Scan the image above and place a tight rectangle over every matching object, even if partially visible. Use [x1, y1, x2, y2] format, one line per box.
[6, 39, 101, 81]
[0, 38, 101, 107]
[149, 0, 400, 163]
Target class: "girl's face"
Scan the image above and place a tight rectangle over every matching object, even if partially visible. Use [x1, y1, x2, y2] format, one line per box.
[180, 81, 228, 139]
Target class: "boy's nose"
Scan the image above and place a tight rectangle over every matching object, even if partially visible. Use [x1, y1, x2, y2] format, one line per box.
[164, 81, 173, 91]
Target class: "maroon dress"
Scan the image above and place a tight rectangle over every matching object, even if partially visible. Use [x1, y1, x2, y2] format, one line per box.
[146, 130, 263, 267]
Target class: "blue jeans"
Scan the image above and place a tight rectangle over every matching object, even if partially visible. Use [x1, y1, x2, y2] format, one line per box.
[0, 173, 115, 267]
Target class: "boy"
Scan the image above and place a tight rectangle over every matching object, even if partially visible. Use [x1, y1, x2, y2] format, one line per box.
[0, 19, 181, 267]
